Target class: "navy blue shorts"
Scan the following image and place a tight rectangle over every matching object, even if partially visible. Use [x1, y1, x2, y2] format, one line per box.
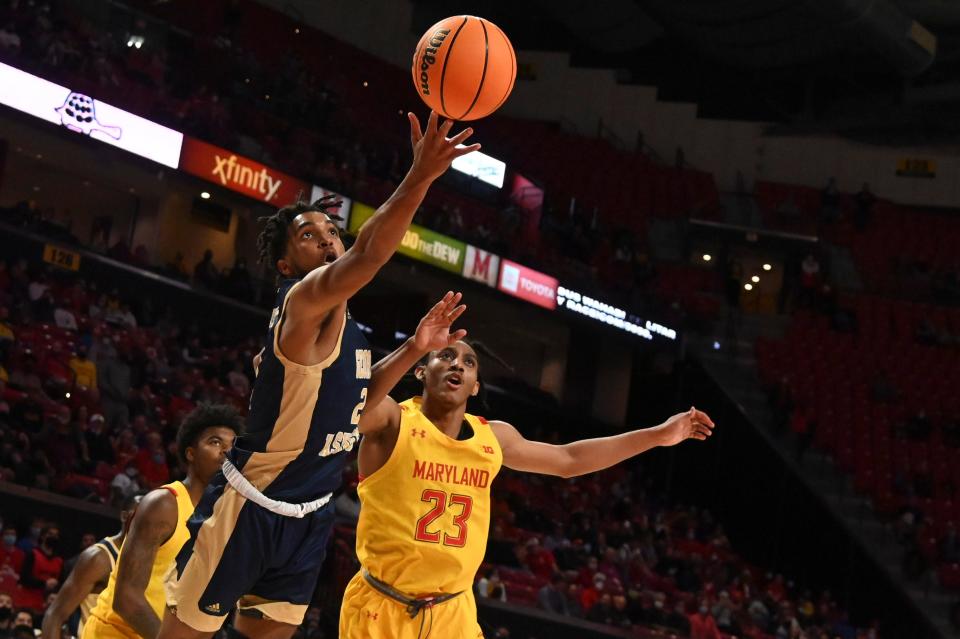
[165, 473, 335, 632]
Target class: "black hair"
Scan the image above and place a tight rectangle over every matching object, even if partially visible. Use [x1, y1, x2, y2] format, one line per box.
[176, 403, 245, 464]
[415, 339, 513, 413]
[256, 193, 343, 277]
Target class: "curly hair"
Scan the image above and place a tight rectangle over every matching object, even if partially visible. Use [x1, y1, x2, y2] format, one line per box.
[255, 193, 343, 277]
[176, 403, 245, 464]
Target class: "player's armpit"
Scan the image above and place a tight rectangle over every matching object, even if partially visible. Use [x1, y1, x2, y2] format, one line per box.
[112, 489, 178, 638]
[41, 546, 112, 639]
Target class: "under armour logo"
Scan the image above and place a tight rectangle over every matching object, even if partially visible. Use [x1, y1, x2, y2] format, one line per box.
[482, 445, 494, 454]
[412, 429, 426, 438]
[365, 610, 378, 620]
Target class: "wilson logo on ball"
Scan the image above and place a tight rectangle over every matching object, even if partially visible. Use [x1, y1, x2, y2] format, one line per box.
[412, 15, 516, 121]
[418, 28, 451, 95]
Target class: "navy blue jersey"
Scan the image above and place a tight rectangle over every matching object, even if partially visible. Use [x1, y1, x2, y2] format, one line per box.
[228, 278, 370, 502]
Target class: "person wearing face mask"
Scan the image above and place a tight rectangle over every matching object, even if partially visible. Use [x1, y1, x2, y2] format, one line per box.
[19, 525, 64, 610]
[0, 593, 15, 635]
[0, 526, 23, 575]
[15, 517, 44, 555]
[42, 494, 142, 639]
[688, 599, 722, 639]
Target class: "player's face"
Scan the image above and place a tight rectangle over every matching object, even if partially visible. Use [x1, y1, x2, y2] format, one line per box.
[280, 211, 345, 277]
[187, 426, 237, 484]
[421, 341, 480, 405]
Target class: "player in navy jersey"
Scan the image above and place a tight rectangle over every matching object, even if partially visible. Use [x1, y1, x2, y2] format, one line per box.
[159, 111, 479, 639]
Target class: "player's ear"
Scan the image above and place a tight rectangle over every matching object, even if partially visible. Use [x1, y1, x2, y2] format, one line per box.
[276, 258, 293, 277]
[414, 365, 426, 382]
[471, 381, 480, 397]
[185, 446, 195, 464]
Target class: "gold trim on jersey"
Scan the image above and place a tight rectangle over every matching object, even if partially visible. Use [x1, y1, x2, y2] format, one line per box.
[165, 487, 247, 629]
[271, 279, 347, 374]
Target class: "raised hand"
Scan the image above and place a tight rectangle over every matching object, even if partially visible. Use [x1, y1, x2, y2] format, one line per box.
[413, 291, 467, 352]
[408, 111, 481, 183]
[657, 406, 716, 447]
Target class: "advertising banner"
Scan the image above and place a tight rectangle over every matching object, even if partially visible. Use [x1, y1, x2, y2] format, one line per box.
[0, 62, 183, 168]
[462, 246, 499, 287]
[349, 204, 466, 274]
[498, 259, 557, 310]
[179, 137, 310, 204]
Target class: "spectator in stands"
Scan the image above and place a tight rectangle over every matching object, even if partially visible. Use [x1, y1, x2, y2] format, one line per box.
[97, 345, 131, 431]
[83, 413, 113, 465]
[193, 249, 219, 290]
[688, 600, 722, 639]
[109, 462, 142, 508]
[0, 21, 20, 53]
[134, 431, 169, 489]
[564, 582, 584, 618]
[39, 405, 83, 476]
[0, 594, 14, 636]
[69, 346, 97, 391]
[53, 298, 77, 331]
[20, 525, 63, 605]
[821, 177, 840, 223]
[854, 182, 876, 230]
[16, 518, 44, 555]
[476, 568, 507, 602]
[586, 592, 616, 625]
[537, 574, 567, 615]
[165, 252, 189, 281]
[665, 600, 691, 635]
[227, 362, 250, 397]
[0, 525, 23, 577]
[799, 254, 821, 307]
[224, 257, 254, 302]
[711, 590, 738, 634]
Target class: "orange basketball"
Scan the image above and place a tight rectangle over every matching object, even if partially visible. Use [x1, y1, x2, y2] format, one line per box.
[411, 16, 516, 121]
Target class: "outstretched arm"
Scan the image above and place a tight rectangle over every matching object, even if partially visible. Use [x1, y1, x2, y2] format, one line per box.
[287, 112, 480, 321]
[492, 407, 715, 478]
[363, 291, 467, 418]
[113, 489, 177, 639]
[41, 545, 113, 639]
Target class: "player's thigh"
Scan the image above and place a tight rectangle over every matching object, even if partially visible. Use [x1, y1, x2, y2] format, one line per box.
[233, 612, 298, 639]
[157, 609, 217, 639]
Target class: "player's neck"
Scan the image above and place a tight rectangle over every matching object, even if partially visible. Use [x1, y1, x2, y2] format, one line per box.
[181, 474, 205, 506]
[419, 396, 468, 439]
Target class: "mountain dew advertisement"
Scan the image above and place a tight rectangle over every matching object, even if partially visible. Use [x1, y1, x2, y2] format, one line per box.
[348, 203, 466, 274]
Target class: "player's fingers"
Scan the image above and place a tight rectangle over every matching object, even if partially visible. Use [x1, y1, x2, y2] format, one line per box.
[694, 409, 715, 428]
[448, 126, 475, 146]
[695, 428, 712, 438]
[445, 291, 462, 310]
[427, 110, 439, 136]
[439, 117, 455, 138]
[409, 112, 423, 145]
[449, 328, 468, 343]
[451, 143, 481, 158]
[447, 304, 467, 323]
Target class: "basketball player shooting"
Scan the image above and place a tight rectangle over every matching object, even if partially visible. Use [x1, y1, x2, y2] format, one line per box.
[159, 111, 479, 639]
[341, 340, 715, 638]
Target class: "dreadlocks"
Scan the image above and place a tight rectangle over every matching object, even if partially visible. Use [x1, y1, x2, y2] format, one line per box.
[255, 193, 344, 276]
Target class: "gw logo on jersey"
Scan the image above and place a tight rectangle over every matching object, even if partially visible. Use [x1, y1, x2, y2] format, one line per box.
[356, 349, 371, 379]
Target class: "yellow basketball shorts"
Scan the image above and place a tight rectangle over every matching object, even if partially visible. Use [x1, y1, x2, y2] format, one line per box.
[339, 571, 484, 639]
[80, 614, 142, 639]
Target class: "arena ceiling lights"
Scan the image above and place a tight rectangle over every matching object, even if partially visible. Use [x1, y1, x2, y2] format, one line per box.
[0, 62, 183, 168]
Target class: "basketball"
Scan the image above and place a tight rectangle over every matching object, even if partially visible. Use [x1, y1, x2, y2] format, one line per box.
[411, 16, 516, 121]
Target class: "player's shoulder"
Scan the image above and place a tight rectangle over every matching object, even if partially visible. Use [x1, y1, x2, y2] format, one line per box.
[133, 486, 180, 524]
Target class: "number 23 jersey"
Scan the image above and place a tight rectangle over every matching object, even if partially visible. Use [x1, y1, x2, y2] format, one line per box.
[356, 397, 503, 595]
